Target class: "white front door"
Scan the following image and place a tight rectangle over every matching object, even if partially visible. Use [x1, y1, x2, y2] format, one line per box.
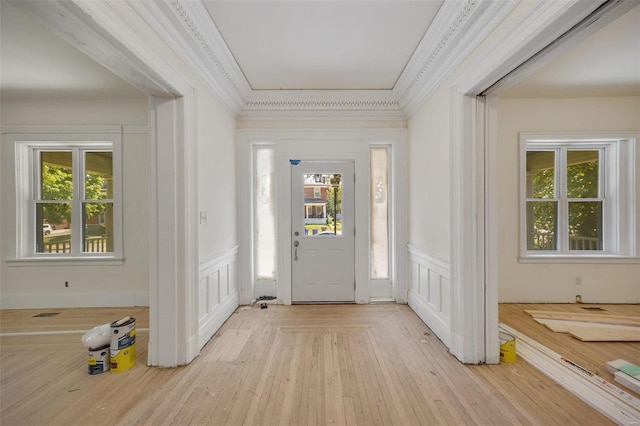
[291, 161, 355, 302]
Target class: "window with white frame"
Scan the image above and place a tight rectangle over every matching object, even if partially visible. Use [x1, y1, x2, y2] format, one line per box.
[520, 134, 636, 259]
[14, 135, 122, 260]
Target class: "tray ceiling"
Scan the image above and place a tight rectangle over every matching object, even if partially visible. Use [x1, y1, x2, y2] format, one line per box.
[203, 1, 442, 91]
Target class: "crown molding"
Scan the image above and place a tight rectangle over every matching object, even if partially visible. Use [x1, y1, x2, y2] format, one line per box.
[395, 0, 519, 116]
[12, 0, 610, 120]
[129, 0, 249, 115]
[142, 0, 519, 119]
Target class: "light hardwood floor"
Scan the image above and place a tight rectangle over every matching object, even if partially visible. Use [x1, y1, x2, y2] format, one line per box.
[0, 304, 619, 425]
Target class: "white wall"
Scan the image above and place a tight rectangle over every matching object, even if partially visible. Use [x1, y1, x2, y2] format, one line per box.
[407, 86, 451, 260]
[0, 98, 150, 308]
[497, 96, 640, 303]
[406, 81, 453, 347]
[197, 90, 238, 258]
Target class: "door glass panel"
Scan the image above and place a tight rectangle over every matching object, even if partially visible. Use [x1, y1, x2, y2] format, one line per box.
[303, 173, 342, 237]
[255, 148, 276, 280]
[370, 147, 389, 279]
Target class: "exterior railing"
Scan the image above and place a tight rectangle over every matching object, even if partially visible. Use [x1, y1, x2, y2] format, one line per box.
[530, 232, 600, 251]
[42, 237, 109, 253]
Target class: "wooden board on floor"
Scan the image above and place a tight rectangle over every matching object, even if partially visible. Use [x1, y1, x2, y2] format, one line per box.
[534, 318, 640, 333]
[525, 310, 640, 326]
[570, 328, 640, 342]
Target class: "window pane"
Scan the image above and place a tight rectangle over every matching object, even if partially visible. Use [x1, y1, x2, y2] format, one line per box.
[569, 201, 602, 250]
[304, 173, 341, 237]
[83, 202, 113, 253]
[567, 150, 599, 198]
[526, 201, 557, 250]
[85, 152, 113, 200]
[371, 147, 389, 279]
[255, 148, 275, 280]
[526, 151, 555, 198]
[36, 203, 71, 253]
[40, 151, 72, 200]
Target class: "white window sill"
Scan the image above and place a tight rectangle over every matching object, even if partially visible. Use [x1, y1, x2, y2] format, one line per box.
[519, 255, 639, 264]
[6, 257, 125, 267]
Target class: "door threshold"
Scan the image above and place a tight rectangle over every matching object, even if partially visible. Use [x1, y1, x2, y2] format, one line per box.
[292, 301, 356, 305]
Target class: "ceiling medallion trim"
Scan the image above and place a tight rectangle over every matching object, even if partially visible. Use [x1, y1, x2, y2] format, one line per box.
[245, 100, 399, 109]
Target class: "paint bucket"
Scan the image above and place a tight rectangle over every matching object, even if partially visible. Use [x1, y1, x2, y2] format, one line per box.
[88, 344, 110, 374]
[499, 331, 516, 363]
[110, 317, 136, 373]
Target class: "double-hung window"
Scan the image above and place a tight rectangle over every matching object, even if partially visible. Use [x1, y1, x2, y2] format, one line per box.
[11, 129, 122, 262]
[520, 133, 636, 260]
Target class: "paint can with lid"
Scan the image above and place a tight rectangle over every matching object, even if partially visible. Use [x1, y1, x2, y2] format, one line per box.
[110, 317, 136, 372]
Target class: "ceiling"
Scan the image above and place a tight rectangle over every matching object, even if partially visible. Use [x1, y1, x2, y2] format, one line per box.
[203, 1, 442, 91]
[1, 1, 638, 108]
[0, 1, 142, 100]
[501, 4, 640, 98]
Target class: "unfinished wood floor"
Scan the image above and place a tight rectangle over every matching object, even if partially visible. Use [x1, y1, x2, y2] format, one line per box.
[499, 303, 640, 398]
[1, 304, 611, 425]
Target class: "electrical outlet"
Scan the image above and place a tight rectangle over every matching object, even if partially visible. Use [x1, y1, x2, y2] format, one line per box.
[575, 276, 582, 286]
[65, 281, 69, 288]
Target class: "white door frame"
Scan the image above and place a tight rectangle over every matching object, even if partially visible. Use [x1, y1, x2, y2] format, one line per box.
[16, 0, 200, 367]
[448, 0, 612, 363]
[237, 129, 408, 306]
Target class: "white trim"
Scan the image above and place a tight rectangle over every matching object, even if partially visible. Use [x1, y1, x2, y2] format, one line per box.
[148, 94, 200, 367]
[123, 125, 148, 134]
[128, 0, 247, 115]
[398, 1, 517, 116]
[2, 125, 123, 134]
[197, 246, 240, 352]
[5, 257, 124, 267]
[21, 0, 519, 119]
[518, 133, 637, 259]
[10, 0, 186, 97]
[10, 135, 123, 261]
[407, 245, 451, 348]
[197, 293, 239, 352]
[199, 246, 239, 273]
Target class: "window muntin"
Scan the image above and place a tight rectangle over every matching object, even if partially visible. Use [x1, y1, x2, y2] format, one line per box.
[521, 135, 636, 259]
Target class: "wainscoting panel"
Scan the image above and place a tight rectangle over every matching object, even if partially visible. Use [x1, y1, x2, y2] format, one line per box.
[408, 245, 451, 348]
[198, 246, 239, 351]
